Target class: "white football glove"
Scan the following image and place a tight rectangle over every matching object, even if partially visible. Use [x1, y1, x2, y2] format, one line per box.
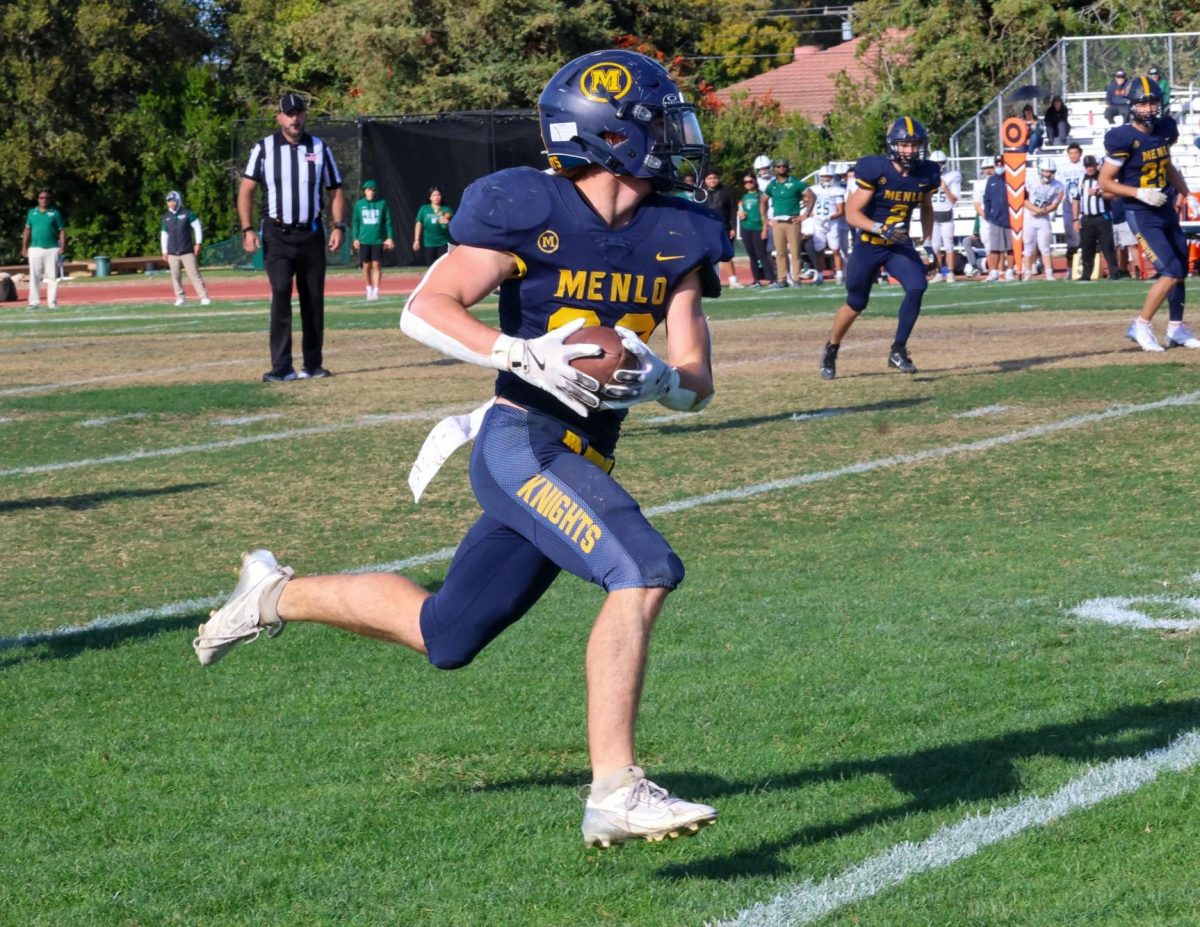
[598, 326, 679, 410]
[1136, 187, 1168, 208]
[491, 318, 602, 416]
[874, 221, 909, 245]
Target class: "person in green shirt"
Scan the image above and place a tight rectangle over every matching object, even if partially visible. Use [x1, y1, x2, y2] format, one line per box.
[351, 180, 395, 302]
[737, 174, 774, 285]
[412, 186, 454, 265]
[759, 159, 814, 288]
[21, 189, 66, 309]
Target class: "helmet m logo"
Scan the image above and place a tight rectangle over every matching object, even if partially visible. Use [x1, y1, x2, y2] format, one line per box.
[580, 62, 633, 103]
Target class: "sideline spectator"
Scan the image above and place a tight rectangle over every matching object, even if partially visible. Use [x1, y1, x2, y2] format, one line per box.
[982, 157, 1015, 280]
[351, 179, 394, 302]
[736, 174, 773, 285]
[21, 189, 65, 310]
[1110, 197, 1139, 278]
[412, 186, 454, 265]
[1044, 96, 1071, 145]
[1148, 68, 1171, 110]
[1074, 155, 1119, 281]
[700, 170, 741, 287]
[238, 92, 346, 382]
[1104, 70, 1131, 124]
[1021, 104, 1043, 153]
[160, 190, 211, 307]
[761, 158, 813, 288]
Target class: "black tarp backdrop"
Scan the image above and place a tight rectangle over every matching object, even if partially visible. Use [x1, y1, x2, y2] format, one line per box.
[231, 111, 543, 267]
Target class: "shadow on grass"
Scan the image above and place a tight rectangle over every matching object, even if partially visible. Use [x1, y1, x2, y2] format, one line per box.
[0, 481, 218, 514]
[0, 613, 200, 670]
[638, 397, 929, 437]
[475, 698, 1200, 880]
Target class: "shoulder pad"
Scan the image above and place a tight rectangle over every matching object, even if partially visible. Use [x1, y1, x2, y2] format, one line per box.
[449, 168, 556, 250]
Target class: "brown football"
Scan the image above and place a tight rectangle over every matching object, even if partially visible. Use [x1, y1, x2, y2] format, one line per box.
[564, 325, 638, 385]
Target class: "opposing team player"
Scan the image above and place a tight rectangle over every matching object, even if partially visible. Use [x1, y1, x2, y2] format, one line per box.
[809, 165, 846, 284]
[928, 150, 960, 282]
[819, 117, 939, 380]
[1100, 75, 1200, 351]
[192, 50, 732, 848]
[1023, 157, 1065, 281]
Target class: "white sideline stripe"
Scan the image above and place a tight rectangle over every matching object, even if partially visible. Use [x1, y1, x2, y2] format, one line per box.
[0, 547, 459, 652]
[4, 389, 1197, 650]
[955, 404, 1011, 418]
[647, 390, 1200, 518]
[714, 731, 1200, 927]
[212, 413, 284, 426]
[78, 413, 148, 428]
[0, 405, 470, 478]
[791, 408, 848, 422]
[1069, 595, 1200, 631]
[0, 359, 252, 397]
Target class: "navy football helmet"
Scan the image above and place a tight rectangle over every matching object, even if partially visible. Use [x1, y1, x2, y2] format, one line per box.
[1127, 75, 1163, 127]
[885, 116, 929, 170]
[538, 50, 707, 193]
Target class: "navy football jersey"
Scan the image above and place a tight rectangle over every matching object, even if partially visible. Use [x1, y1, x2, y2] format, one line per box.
[1104, 115, 1180, 213]
[852, 155, 940, 245]
[450, 167, 731, 445]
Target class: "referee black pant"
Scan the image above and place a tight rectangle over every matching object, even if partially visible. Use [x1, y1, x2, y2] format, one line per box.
[263, 222, 327, 375]
[1078, 214, 1118, 281]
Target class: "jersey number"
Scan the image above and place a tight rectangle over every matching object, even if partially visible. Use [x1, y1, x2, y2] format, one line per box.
[546, 308, 656, 342]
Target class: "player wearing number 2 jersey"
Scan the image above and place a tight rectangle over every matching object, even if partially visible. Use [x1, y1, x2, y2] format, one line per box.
[819, 117, 940, 379]
[1100, 75, 1199, 351]
[193, 49, 731, 850]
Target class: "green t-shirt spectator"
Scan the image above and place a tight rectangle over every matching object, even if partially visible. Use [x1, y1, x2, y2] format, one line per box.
[415, 202, 453, 247]
[739, 191, 764, 232]
[764, 177, 808, 219]
[26, 207, 65, 249]
[352, 196, 394, 246]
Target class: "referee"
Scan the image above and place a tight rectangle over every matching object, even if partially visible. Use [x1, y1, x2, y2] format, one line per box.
[1073, 155, 1119, 281]
[238, 92, 346, 381]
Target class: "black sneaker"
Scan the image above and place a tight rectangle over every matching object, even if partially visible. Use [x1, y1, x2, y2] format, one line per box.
[262, 369, 297, 382]
[297, 366, 332, 379]
[887, 347, 917, 374]
[820, 342, 839, 381]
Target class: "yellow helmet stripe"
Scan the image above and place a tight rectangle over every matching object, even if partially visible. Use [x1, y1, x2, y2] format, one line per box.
[904, 116, 914, 136]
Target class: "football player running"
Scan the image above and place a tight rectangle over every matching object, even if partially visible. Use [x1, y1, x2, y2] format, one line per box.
[1099, 75, 1200, 351]
[820, 117, 940, 380]
[192, 50, 732, 849]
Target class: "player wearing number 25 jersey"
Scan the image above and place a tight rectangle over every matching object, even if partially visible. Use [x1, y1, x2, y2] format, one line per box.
[1100, 75, 1199, 351]
[193, 49, 731, 850]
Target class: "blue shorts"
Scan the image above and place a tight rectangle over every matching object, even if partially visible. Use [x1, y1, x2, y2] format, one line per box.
[418, 403, 683, 668]
[1126, 206, 1188, 279]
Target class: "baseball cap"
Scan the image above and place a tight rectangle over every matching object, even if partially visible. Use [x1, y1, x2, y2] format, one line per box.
[993, 155, 1004, 164]
[166, 190, 181, 202]
[1148, 67, 1161, 75]
[1083, 155, 1098, 166]
[362, 179, 377, 190]
[279, 93, 307, 113]
[774, 158, 790, 168]
[1114, 69, 1126, 77]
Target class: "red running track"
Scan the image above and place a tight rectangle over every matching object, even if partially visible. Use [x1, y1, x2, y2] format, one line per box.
[16, 270, 428, 307]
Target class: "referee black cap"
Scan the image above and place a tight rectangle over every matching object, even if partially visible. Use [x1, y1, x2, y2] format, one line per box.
[1083, 154, 1098, 167]
[279, 93, 307, 114]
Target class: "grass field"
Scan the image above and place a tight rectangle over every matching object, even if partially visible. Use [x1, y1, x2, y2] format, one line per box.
[3, 278, 1200, 926]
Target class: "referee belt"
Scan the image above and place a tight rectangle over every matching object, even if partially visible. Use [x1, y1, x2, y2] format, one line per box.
[270, 219, 318, 231]
[1081, 211, 1111, 221]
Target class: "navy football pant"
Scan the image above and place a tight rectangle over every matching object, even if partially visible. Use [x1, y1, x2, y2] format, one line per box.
[844, 240, 928, 348]
[418, 403, 684, 669]
[1127, 207, 1187, 321]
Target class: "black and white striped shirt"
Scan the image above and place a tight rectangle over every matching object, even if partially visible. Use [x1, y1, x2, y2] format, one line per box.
[243, 132, 342, 226]
[1076, 175, 1109, 217]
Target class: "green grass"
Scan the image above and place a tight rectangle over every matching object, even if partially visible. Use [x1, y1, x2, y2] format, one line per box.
[2, 282, 1200, 925]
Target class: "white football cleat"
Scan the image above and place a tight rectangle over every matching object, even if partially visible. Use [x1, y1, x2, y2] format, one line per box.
[581, 766, 717, 849]
[1126, 319, 1165, 352]
[1166, 322, 1200, 349]
[193, 550, 293, 666]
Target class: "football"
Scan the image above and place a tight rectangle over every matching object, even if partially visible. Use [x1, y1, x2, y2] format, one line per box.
[565, 325, 638, 385]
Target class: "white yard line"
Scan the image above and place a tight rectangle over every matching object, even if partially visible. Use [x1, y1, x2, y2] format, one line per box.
[955, 404, 1011, 418]
[713, 731, 1200, 927]
[5, 389, 1197, 649]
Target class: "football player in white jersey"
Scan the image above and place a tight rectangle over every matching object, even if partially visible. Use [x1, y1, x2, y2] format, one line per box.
[810, 164, 846, 282]
[928, 150, 961, 281]
[1023, 157, 1065, 281]
[1057, 143, 1085, 275]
